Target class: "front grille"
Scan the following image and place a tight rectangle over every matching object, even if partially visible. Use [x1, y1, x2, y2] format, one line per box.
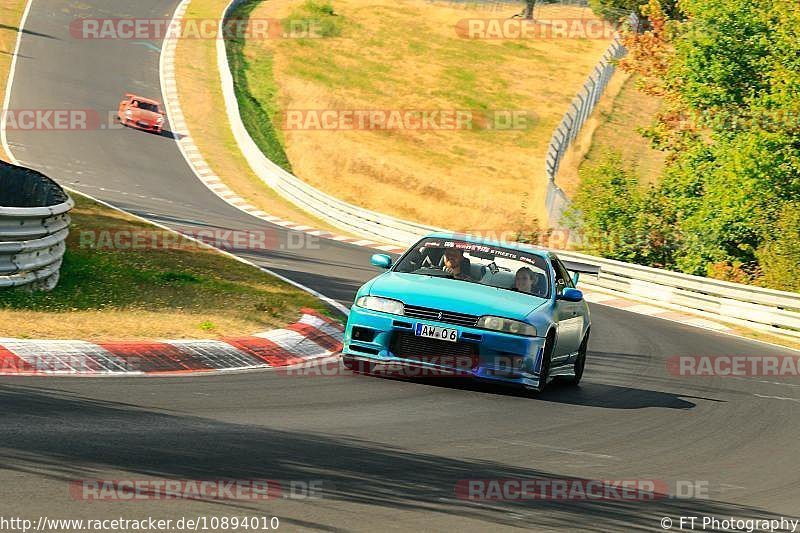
[391, 332, 478, 369]
[403, 304, 479, 327]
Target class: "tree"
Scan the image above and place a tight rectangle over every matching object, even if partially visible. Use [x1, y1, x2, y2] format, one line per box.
[589, 0, 681, 20]
[523, 0, 535, 19]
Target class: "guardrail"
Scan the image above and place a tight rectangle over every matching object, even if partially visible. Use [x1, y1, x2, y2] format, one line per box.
[559, 250, 800, 339]
[216, 3, 799, 339]
[0, 161, 73, 290]
[544, 13, 638, 227]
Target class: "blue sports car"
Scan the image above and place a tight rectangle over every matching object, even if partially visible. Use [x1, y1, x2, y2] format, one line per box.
[342, 233, 599, 391]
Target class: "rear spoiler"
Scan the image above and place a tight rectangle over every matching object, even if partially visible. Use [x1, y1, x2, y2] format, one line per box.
[561, 260, 601, 285]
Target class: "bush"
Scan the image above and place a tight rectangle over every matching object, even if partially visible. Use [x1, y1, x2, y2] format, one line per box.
[757, 203, 800, 292]
[566, 152, 675, 266]
[589, 0, 681, 20]
[574, 0, 800, 292]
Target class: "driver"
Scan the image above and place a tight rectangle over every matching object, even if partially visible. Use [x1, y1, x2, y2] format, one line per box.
[442, 248, 474, 281]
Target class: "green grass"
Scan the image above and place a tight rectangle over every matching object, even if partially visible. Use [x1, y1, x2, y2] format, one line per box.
[0, 194, 332, 339]
[226, 0, 293, 171]
[285, 0, 344, 38]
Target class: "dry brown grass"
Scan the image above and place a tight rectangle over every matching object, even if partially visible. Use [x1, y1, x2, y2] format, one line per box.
[554, 70, 629, 197]
[178, 0, 616, 235]
[250, 0, 614, 234]
[174, 0, 345, 232]
[0, 309, 278, 341]
[573, 73, 667, 189]
[0, 0, 29, 163]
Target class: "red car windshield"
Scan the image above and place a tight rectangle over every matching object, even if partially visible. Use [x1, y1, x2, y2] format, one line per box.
[132, 100, 160, 113]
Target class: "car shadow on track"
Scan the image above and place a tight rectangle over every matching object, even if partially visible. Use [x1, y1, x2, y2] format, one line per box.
[160, 129, 184, 141]
[354, 370, 699, 410]
[0, 383, 783, 532]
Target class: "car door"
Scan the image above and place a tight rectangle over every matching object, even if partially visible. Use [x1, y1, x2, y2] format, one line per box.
[552, 258, 582, 362]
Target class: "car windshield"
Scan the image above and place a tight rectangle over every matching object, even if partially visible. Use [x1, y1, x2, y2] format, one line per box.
[394, 238, 551, 298]
[133, 101, 160, 113]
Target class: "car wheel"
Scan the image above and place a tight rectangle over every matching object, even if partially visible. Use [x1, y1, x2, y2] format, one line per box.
[535, 331, 555, 391]
[561, 332, 589, 386]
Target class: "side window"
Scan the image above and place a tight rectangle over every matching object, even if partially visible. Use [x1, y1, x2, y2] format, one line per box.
[553, 261, 568, 296]
[552, 258, 573, 295]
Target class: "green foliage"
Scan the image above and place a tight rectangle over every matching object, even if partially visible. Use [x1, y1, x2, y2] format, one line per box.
[589, 0, 680, 20]
[574, 0, 800, 291]
[757, 203, 800, 292]
[566, 152, 675, 266]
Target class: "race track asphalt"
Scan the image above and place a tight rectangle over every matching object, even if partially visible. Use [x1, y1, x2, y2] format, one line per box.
[1, 1, 798, 531]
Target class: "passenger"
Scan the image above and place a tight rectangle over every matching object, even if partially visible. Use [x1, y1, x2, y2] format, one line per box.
[442, 248, 474, 281]
[514, 267, 534, 293]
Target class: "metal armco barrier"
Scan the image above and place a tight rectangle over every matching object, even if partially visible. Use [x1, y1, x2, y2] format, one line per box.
[558, 250, 800, 340]
[0, 161, 73, 290]
[544, 14, 639, 227]
[216, 3, 800, 339]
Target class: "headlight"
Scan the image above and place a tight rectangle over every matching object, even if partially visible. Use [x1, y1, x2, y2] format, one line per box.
[356, 296, 404, 316]
[477, 316, 537, 336]
[156, 116, 164, 124]
[125, 110, 133, 118]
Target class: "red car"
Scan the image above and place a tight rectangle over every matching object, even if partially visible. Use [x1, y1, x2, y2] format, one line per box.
[118, 94, 165, 133]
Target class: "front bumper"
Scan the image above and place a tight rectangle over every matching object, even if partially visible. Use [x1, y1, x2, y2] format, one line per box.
[342, 306, 548, 389]
[124, 117, 162, 133]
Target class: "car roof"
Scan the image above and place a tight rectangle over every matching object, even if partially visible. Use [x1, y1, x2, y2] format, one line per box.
[126, 94, 161, 105]
[421, 232, 551, 259]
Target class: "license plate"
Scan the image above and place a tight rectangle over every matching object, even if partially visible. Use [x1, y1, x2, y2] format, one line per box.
[414, 323, 458, 342]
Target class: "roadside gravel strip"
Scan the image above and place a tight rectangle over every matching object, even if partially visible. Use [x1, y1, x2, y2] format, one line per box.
[0, 309, 343, 376]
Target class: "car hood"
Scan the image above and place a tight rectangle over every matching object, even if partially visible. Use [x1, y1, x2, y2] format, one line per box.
[130, 109, 161, 121]
[367, 272, 547, 321]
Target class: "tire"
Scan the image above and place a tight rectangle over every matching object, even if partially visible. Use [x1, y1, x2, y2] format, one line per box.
[535, 331, 555, 391]
[561, 332, 589, 386]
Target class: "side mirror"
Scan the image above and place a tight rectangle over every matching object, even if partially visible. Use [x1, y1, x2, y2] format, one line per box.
[370, 254, 392, 269]
[559, 287, 583, 302]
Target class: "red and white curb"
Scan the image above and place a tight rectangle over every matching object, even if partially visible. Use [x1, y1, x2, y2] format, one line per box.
[158, 0, 404, 255]
[0, 309, 343, 376]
